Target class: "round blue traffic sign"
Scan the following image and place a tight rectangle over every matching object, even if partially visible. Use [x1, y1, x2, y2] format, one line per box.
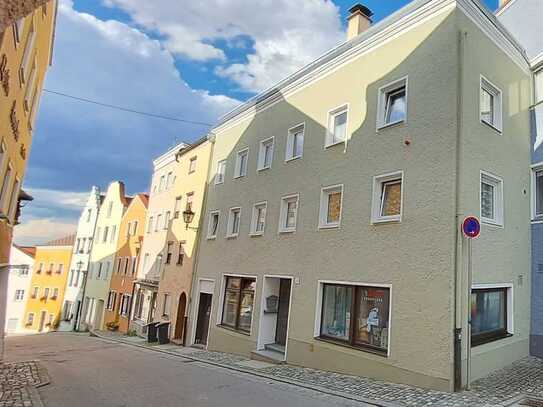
[462, 216, 480, 239]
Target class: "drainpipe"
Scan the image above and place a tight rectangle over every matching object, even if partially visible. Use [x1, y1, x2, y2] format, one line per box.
[185, 133, 216, 347]
[454, 30, 467, 392]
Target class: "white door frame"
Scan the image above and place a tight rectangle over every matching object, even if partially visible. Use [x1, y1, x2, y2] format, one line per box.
[190, 278, 215, 348]
[256, 274, 294, 362]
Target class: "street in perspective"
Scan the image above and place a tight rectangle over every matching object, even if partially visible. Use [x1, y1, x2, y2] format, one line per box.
[1, 0, 543, 406]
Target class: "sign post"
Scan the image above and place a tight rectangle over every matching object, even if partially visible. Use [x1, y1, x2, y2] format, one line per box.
[462, 216, 480, 390]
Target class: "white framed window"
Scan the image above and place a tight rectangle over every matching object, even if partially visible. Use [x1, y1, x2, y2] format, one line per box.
[27, 313, 34, 326]
[162, 293, 171, 317]
[207, 210, 220, 239]
[257, 137, 274, 171]
[234, 149, 249, 179]
[159, 175, 165, 192]
[164, 211, 170, 229]
[226, 207, 241, 238]
[0, 163, 12, 214]
[480, 171, 504, 226]
[250, 202, 267, 236]
[52, 288, 59, 299]
[215, 160, 226, 184]
[371, 171, 404, 224]
[165, 171, 173, 188]
[480, 76, 503, 132]
[14, 289, 24, 301]
[535, 69, 543, 105]
[110, 225, 116, 243]
[279, 194, 299, 233]
[326, 104, 349, 147]
[107, 201, 113, 217]
[107, 291, 116, 311]
[286, 123, 304, 161]
[147, 217, 153, 233]
[377, 76, 408, 129]
[155, 214, 162, 232]
[532, 163, 543, 221]
[319, 185, 343, 229]
[189, 156, 197, 173]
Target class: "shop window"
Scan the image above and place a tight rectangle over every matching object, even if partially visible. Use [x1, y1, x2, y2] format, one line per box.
[221, 276, 256, 333]
[471, 286, 511, 346]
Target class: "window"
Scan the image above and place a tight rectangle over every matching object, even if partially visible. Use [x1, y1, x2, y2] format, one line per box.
[258, 138, 274, 171]
[319, 283, 390, 354]
[14, 289, 24, 301]
[162, 293, 171, 317]
[27, 313, 34, 326]
[87, 238, 93, 253]
[43, 287, 49, 299]
[177, 243, 184, 266]
[189, 157, 197, 173]
[110, 225, 117, 243]
[535, 69, 543, 105]
[107, 201, 113, 217]
[104, 262, 111, 280]
[532, 165, 543, 220]
[68, 270, 74, 286]
[319, 185, 343, 229]
[47, 314, 54, 326]
[279, 194, 299, 233]
[174, 197, 182, 219]
[377, 76, 408, 129]
[156, 214, 162, 232]
[480, 76, 502, 132]
[147, 217, 154, 233]
[48, 263, 54, 274]
[24, 59, 37, 112]
[159, 175, 165, 192]
[326, 105, 348, 147]
[186, 193, 194, 212]
[62, 301, 73, 321]
[19, 19, 35, 84]
[286, 124, 304, 162]
[480, 171, 503, 226]
[0, 142, 5, 184]
[371, 171, 403, 224]
[103, 226, 109, 243]
[8, 177, 20, 221]
[0, 164, 12, 213]
[131, 256, 137, 275]
[13, 18, 24, 44]
[19, 266, 29, 277]
[164, 211, 171, 229]
[207, 211, 220, 239]
[471, 286, 511, 346]
[107, 291, 116, 311]
[51, 288, 58, 299]
[166, 242, 173, 264]
[31, 286, 38, 298]
[215, 160, 226, 184]
[97, 262, 103, 279]
[166, 171, 173, 189]
[123, 258, 130, 274]
[234, 149, 249, 178]
[120, 295, 131, 317]
[86, 209, 92, 222]
[226, 207, 241, 238]
[143, 254, 150, 272]
[56, 264, 63, 274]
[221, 276, 256, 333]
[250, 202, 267, 236]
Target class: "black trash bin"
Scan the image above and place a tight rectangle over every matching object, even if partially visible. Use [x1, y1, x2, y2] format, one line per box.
[146, 322, 159, 343]
[157, 321, 170, 344]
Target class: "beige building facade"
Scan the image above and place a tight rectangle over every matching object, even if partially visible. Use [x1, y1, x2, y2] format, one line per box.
[190, 0, 532, 392]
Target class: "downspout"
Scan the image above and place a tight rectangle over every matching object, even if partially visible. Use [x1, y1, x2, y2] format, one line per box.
[454, 29, 467, 392]
[185, 133, 216, 346]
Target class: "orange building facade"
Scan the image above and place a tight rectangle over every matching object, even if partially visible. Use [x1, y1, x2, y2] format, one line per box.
[104, 194, 148, 333]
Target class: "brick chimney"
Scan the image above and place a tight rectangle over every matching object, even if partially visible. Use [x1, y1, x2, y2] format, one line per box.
[347, 4, 373, 41]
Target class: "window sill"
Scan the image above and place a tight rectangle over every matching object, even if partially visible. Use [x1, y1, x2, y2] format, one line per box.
[249, 232, 264, 237]
[318, 223, 340, 230]
[371, 216, 401, 225]
[377, 119, 405, 131]
[278, 228, 296, 234]
[480, 120, 502, 134]
[324, 140, 346, 149]
[472, 332, 512, 347]
[217, 324, 251, 336]
[214, 181, 224, 186]
[285, 155, 302, 163]
[257, 166, 271, 172]
[481, 218, 504, 228]
[206, 236, 217, 240]
[233, 175, 246, 180]
[226, 234, 239, 239]
[315, 336, 388, 357]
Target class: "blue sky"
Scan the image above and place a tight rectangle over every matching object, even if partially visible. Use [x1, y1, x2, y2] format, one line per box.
[14, 0, 499, 244]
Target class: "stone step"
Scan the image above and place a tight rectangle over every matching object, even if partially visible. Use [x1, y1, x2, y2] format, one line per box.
[251, 348, 285, 364]
[264, 343, 285, 354]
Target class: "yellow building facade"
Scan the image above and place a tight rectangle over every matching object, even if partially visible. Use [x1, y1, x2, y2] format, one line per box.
[23, 235, 74, 333]
[0, 0, 57, 265]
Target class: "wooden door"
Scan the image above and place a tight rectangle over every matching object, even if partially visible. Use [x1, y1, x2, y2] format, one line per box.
[195, 293, 212, 345]
[275, 279, 291, 346]
[174, 293, 187, 340]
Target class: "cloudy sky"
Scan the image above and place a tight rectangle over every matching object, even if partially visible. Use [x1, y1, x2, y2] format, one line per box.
[14, 0, 499, 245]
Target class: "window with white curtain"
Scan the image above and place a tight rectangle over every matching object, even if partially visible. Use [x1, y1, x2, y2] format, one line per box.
[480, 171, 503, 226]
[286, 124, 304, 161]
[326, 105, 348, 147]
[480, 76, 502, 132]
[234, 149, 249, 178]
[258, 138, 274, 170]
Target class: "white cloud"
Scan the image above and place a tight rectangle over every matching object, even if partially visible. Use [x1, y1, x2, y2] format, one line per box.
[102, 0, 345, 92]
[14, 219, 77, 246]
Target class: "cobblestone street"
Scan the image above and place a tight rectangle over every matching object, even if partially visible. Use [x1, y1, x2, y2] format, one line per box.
[0, 360, 49, 407]
[96, 330, 543, 407]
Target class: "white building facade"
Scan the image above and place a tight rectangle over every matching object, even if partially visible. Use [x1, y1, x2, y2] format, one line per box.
[4, 245, 34, 334]
[58, 186, 101, 331]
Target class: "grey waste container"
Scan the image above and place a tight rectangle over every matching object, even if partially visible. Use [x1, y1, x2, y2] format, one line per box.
[157, 322, 170, 344]
[146, 322, 159, 343]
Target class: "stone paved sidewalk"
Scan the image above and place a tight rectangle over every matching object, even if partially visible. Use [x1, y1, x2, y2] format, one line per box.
[0, 361, 49, 407]
[94, 330, 543, 407]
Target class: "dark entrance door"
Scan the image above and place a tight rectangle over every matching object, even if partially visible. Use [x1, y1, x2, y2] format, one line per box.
[174, 292, 187, 341]
[275, 279, 291, 346]
[194, 293, 212, 345]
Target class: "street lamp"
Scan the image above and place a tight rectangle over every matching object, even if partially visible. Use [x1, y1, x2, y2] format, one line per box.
[182, 208, 197, 230]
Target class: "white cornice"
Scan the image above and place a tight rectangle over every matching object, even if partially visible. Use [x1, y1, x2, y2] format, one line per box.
[152, 142, 187, 170]
[532, 53, 543, 71]
[213, 0, 529, 136]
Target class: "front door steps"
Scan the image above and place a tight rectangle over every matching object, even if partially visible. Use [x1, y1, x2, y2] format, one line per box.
[250, 343, 285, 364]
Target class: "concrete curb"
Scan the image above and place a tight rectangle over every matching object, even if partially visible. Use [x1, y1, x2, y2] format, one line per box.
[91, 331, 399, 407]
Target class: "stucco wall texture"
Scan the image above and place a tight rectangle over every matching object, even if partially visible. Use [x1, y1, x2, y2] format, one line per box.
[0, 0, 50, 33]
[191, 5, 532, 392]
